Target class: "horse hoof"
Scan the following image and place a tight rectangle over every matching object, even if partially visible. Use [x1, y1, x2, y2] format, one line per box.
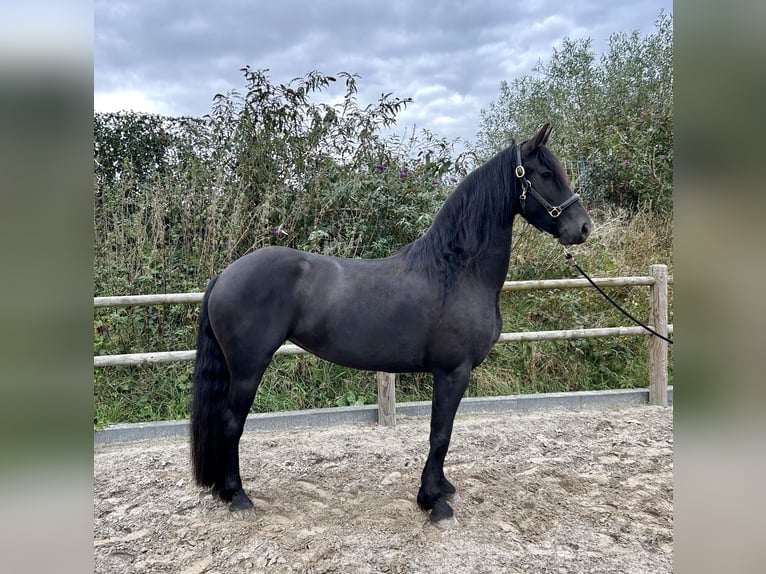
[432, 515, 459, 530]
[229, 491, 255, 512]
[428, 498, 455, 527]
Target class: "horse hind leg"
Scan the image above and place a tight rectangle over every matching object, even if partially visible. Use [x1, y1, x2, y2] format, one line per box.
[216, 359, 271, 512]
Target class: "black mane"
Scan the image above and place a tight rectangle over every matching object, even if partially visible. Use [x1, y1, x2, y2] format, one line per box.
[398, 146, 517, 289]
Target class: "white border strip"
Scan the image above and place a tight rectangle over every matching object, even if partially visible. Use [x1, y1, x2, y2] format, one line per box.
[94, 387, 673, 445]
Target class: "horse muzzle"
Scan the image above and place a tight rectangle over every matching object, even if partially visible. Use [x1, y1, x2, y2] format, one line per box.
[557, 216, 592, 245]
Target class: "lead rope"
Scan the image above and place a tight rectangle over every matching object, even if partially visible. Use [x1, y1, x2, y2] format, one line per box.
[563, 248, 673, 345]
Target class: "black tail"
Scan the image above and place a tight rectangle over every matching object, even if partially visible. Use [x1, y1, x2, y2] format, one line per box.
[191, 274, 228, 488]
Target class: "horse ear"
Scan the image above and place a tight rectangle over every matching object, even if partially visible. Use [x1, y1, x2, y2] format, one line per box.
[532, 123, 552, 149]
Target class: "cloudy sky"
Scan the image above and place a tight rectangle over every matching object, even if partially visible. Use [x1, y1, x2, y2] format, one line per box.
[95, 0, 672, 147]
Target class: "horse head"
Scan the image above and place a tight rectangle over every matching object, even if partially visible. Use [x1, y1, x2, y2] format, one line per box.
[514, 123, 592, 245]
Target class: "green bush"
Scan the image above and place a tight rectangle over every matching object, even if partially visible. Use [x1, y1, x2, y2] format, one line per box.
[477, 11, 672, 217]
[94, 55, 673, 426]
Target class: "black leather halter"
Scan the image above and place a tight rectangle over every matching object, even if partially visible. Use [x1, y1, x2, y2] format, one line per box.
[513, 142, 581, 218]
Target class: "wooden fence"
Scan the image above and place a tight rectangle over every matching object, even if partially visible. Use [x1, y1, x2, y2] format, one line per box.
[94, 264, 673, 426]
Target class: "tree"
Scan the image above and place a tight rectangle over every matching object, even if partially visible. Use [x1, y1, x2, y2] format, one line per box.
[477, 11, 672, 217]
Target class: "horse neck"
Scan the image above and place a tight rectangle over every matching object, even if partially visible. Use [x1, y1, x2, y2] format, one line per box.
[461, 148, 523, 288]
[476, 222, 514, 289]
[405, 151, 518, 290]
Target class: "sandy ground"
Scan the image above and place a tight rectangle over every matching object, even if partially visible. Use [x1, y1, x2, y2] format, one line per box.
[94, 405, 673, 573]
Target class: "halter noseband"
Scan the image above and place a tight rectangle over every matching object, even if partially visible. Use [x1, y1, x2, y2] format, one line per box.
[512, 142, 581, 219]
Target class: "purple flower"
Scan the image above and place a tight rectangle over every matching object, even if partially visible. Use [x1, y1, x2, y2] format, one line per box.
[274, 227, 288, 237]
[450, 177, 458, 184]
[375, 164, 387, 171]
[432, 179, 439, 185]
[399, 168, 408, 178]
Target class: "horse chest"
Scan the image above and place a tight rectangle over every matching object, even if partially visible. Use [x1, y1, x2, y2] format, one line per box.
[428, 293, 500, 363]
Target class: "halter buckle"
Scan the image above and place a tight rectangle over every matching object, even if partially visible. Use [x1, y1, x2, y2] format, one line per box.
[515, 165, 525, 179]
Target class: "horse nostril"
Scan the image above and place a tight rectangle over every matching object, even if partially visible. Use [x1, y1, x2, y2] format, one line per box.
[582, 221, 591, 237]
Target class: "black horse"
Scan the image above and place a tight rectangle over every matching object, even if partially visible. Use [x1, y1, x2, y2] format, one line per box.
[191, 123, 591, 526]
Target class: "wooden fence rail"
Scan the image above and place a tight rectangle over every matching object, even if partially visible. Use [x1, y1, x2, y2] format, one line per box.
[94, 265, 673, 425]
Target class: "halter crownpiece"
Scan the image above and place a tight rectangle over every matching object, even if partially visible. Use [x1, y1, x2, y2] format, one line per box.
[512, 142, 581, 219]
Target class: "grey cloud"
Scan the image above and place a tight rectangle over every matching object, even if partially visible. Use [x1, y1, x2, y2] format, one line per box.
[95, 0, 672, 144]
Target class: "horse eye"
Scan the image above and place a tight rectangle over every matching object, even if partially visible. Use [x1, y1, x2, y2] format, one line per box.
[540, 170, 553, 179]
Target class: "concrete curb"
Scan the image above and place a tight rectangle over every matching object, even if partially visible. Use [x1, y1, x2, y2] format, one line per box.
[94, 386, 673, 445]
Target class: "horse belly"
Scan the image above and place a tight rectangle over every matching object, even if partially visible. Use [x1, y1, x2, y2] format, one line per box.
[290, 293, 431, 372]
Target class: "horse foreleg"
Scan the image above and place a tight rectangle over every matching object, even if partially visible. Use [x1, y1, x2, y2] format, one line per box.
[418, 364, 471, 526]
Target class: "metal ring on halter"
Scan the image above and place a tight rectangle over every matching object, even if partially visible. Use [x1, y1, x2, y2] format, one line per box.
[515, 165, 525, 178]
[520, 179, 530, 201]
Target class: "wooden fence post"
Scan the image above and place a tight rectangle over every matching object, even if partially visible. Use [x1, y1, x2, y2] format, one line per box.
[648, 264, 669, 406]
[377, 371, 397, 427]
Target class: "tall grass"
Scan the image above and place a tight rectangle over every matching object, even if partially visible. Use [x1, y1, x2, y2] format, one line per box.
[94, 179, 672, 426]
[94, 76, 671, 425]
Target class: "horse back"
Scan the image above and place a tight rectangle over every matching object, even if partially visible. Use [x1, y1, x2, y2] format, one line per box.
[209, 245, 501, 373]
[210, 246, 436, 372]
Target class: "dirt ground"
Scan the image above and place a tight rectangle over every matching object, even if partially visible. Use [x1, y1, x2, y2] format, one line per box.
[94, 405, 673, 573]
